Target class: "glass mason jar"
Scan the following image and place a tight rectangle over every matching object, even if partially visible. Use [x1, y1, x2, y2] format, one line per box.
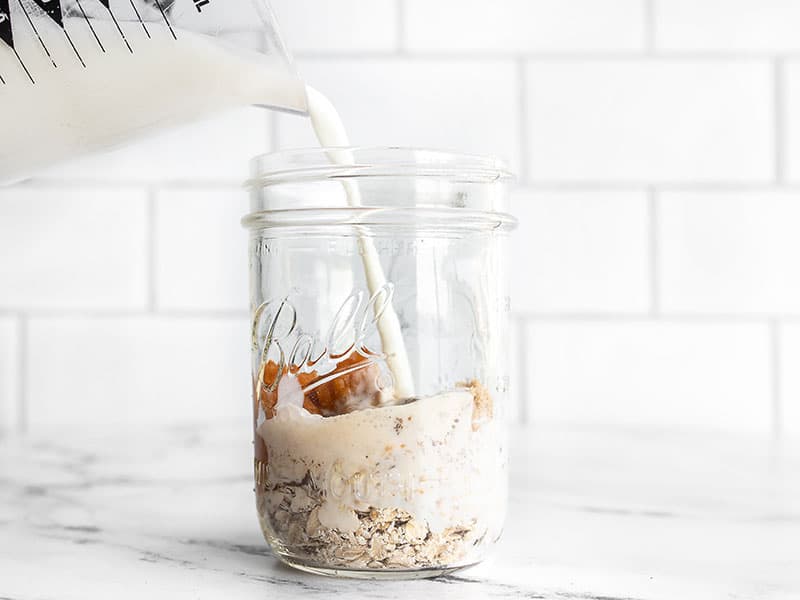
[243, 148, 516, 579]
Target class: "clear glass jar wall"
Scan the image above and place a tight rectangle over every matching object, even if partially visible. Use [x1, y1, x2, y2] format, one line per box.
[244, 148, 516, 579]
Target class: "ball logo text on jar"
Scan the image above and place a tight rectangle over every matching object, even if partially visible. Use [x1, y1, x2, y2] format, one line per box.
[252, 283, 398, 394]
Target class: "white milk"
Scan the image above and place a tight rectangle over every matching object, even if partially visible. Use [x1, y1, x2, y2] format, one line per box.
[0, 16, 306, 183]
[0, 12, 414, 398]
[306, 87, 416, 399]
[259, 391, 502, 533]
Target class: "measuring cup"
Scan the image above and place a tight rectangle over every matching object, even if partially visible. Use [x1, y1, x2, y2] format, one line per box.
[0, 0, 307, 183]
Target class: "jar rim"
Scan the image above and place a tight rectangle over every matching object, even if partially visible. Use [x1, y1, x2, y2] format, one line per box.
[248, 147, 515, 187]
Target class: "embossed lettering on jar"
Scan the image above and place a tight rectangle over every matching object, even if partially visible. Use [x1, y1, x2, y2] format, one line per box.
[244, 148, 516, 579]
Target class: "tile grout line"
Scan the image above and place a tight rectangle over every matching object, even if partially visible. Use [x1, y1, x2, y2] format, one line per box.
[292, 50, 780, 61]
[769, 320, 782, 439]
[146, 187, 158, 312]
[0, 309, 250, 320]
[516, 182, 794, 191]
[17, 314, 27, 434]
[517, 57, 529, 184]
[5, 308, 800, 323]
[5, 308, 800, 324]
[648, 187, 660, 316]
[644, 0, 656, 54]
[17, 179, 251, 189]
[514, 312, 800, 323]
[516, 315, 530, 425]
[19, 180, 800, 192]
[774, 58, 785, 183]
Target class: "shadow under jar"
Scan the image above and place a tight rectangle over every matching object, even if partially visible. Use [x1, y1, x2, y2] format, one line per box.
[243, 148, 517, 579]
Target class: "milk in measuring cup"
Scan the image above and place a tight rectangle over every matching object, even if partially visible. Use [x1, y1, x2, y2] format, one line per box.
[0, 1, 414, 397]
[0, 10, 305, 183]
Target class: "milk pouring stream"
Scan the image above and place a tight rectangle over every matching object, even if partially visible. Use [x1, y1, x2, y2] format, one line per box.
[0, 0, 416, 397]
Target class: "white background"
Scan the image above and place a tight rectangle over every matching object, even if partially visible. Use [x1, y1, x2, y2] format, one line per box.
[1, 0, 797, 436]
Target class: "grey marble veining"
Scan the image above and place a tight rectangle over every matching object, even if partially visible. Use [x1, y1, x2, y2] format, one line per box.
[0, 424, 798, 599]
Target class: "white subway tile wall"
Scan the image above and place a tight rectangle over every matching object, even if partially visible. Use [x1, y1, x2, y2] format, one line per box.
[277, 59, 520, 171]
[658, 191, 800, 315]
[0, 187, 149, 310]
[155, 188, 250, 312]
[270, 0, 398, 53]
[654, 0, 800, 53]
[525, 60, 773, 183]
[779, 322, 800, 435]
[26, 317, 251, 427]
[404, 0, 647, 53]
[511, 189, 649, 313]
[0, 0, 796, 435]
[783, 61, 800, 183]
[526, 321, 772, 432]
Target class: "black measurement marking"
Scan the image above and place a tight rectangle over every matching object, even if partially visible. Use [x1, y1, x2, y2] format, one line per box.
[75, 0, 105, 52]
[29, 0, 84, 67]
[152, 0, 176, 40]
[17, 0, 57, 68]
[63, 27, 86, 67]
[13, 47, 34, 83]
[32, 0, 64, 27]
[0, 0, 14, 50]
[0, 72, 5, 84]
[98, 0, 133, 53]
[0, 0, 31, 83]
[193, 0, 210, 12]
[128, 0, 150, 39]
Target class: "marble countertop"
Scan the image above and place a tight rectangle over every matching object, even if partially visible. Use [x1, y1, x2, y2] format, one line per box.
[1, 424, 798, 599]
